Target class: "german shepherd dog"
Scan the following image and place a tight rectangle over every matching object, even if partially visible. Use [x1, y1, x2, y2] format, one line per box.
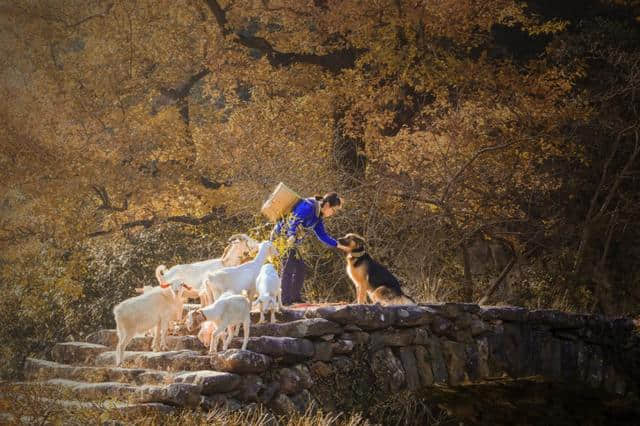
[337, 233, 416, 305]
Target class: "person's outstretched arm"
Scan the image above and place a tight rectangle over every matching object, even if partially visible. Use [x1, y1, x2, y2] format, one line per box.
[312, 220, 337, 247]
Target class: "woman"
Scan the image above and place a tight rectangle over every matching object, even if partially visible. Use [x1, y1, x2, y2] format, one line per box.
[271, 192, 343, 305]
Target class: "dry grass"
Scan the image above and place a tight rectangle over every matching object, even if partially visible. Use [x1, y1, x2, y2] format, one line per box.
[0, 383, 376, 426]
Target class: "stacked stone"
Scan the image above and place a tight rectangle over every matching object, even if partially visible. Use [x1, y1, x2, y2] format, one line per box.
[17, 303, 638, 417]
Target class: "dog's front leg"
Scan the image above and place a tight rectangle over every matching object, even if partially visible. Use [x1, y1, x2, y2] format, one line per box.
[357, 284, 367, 304]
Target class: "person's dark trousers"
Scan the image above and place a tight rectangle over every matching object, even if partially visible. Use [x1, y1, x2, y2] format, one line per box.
[280, 248, 306, 305]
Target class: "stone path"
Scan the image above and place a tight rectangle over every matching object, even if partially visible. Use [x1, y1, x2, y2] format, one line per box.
[7, 302, 639, 420]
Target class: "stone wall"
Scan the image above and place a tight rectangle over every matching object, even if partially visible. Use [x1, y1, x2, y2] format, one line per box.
[18, 303, 640, 422]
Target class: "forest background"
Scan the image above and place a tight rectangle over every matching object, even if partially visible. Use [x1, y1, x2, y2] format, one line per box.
[1, 0, 640, 379]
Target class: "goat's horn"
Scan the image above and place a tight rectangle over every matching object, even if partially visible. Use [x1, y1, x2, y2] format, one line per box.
[182, 283, 192, 290]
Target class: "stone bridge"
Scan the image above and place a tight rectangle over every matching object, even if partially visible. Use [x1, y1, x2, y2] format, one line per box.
[15, 303, 640, 424]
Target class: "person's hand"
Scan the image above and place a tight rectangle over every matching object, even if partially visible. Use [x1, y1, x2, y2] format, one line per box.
[287, 236, 296, 246]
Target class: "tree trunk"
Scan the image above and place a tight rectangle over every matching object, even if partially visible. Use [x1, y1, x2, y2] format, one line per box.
[461, 242, 474, 302]
[332, 109, 366, 181]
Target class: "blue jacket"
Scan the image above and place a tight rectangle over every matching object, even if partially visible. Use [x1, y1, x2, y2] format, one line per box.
[271, 197, 337, 247]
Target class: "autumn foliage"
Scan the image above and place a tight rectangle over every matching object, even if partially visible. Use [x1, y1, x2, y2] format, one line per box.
[1, 0, 640, 378]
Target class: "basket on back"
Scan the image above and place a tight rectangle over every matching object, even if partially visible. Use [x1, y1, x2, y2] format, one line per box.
[261, 182, 302, 222]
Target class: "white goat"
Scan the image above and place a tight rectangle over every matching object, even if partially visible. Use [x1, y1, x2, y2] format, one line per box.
[155, 234, 259, 300]
[193, 291, 238, 347]
[113, 282, 189, 366]
[254, 263, 282, 323]
[186, 294, 251, 353]
[202, 240, 279, 304]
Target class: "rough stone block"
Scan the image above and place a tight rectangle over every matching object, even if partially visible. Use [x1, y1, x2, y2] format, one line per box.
[209, 349, 271, 374]
[370, 348, 405, 392]
[173, 370, 241, 394]
[398, 347, 420, 390]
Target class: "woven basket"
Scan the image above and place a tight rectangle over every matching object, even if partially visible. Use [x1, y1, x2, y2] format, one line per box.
[261, 182, 302, 222]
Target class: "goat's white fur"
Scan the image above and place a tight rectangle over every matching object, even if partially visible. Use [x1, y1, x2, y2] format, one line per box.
[193, 292, 238, 347]
[113, 282, 187, 366]
[186, 294, 251, 353]
[155, 234, 259, 299]
[254, 263, 282, 323]
[203, 240, 278, 305]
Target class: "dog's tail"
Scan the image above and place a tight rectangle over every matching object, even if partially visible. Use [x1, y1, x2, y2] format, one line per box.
[373, 286, 417, 306]
[155, 265, 168, 285]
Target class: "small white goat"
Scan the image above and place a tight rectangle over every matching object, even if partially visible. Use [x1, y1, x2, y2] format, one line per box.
[155, 234, 259, 300]
[202, 240, 279, 304]
[113, 282, 190, 366]
[186, 294, 251, 353]
[194, 291, 238, 347]
[254, 263, 282, 323]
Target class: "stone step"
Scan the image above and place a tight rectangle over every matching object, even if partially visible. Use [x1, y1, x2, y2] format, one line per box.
[94, 350, 212, 371]
[25, 357, 244, 395]
[250, 318, 343, 338]
[51, 342, 111, 365]
[92, 348, 276, 375]
[0, 396, 176, 421]
[86, 330, 204, 351]
[20, 378, 201, 408]
[24, 358, 171, 386]
[225, 336, 315, 361]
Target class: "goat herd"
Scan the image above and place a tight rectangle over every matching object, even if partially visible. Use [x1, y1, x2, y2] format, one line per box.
[112, 233, 278, 366]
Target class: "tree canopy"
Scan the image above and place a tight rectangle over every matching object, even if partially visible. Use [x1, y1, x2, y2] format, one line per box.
[1, 0, 640, 377]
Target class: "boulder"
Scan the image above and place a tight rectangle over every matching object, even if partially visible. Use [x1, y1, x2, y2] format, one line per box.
[209, 349, 271, 374]
[278, 367, 304, 395]
[173, 370, 241, 394]
[369, 328, 416, 350]
[228, 336, 314, 360]
[315, 304, 395, 329]
[251, 318, 343, 338]
[370, 347, 405, 392]
[413, 345, 434, 386]
[398, 347, 420, 390]
[394, 305, 436, 327]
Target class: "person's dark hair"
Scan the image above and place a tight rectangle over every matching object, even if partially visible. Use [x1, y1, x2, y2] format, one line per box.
[320, 192, 341, 208]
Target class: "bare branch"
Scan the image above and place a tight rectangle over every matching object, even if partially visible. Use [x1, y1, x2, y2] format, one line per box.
[202, 0, 364, 73]
[441, 140, 517, 202]
[87, 207, 226, 237]
[91, 185, 128, 212]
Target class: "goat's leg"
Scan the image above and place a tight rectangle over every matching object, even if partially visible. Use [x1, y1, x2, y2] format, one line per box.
[241, 316, 250, 350]
[270, 302, 276, 323]
[151, 323, 161, 351]
[258, 301, 265, 323]
[115, 325, 132, 366]
[276, 290, 283, 311]
[209, 321, 228, 354]
[159, 318, 169, 351]
[222, 325, 235, 351]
